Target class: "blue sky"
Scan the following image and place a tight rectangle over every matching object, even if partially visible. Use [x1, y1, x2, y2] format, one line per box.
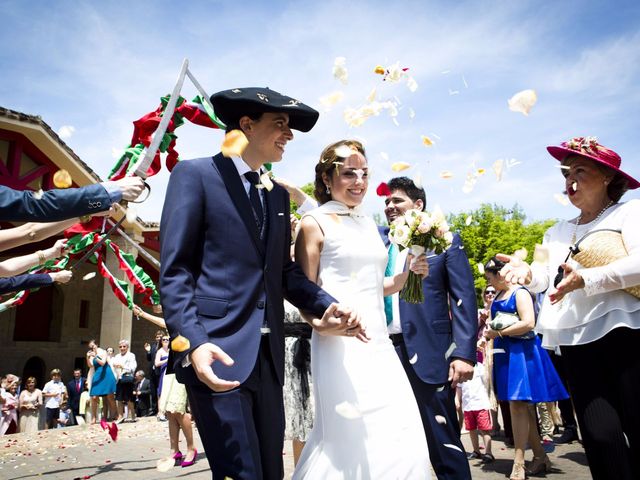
[2, 0, 640, 223]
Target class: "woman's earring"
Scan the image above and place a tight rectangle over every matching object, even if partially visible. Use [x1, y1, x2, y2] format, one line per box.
[326, 185, 331, 194]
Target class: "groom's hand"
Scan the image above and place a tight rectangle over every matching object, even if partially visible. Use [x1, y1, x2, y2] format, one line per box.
[189, 343, 241, 392]
[448, 358, 474, 389]
[312, 303, 370, 343]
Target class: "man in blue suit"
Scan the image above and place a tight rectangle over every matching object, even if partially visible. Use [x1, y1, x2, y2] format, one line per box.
[0, 177, 144, 222]
[381, 177, 477, 480]
[160, 87, 360, 480]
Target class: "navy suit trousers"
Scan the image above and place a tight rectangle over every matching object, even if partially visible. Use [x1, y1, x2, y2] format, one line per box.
[394, 340, 472, 480]
[187, 336, 284, 480]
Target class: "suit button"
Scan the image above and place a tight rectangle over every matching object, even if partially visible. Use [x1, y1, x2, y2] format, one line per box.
[257, 301, 265, 309]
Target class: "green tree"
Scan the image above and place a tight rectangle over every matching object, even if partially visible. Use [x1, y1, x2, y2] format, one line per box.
[447, 204, 557, 294]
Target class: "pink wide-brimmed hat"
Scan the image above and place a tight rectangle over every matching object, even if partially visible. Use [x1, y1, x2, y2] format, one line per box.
[547, 136, 639, 189]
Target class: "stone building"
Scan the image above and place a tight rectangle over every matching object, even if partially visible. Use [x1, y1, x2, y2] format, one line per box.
[0, 106, 163, 388]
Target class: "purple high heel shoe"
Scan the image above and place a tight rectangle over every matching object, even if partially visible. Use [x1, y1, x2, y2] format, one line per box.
[181, 449, 197, 468]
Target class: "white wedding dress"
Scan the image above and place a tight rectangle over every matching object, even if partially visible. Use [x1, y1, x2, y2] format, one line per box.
[293, 201, 430, 480]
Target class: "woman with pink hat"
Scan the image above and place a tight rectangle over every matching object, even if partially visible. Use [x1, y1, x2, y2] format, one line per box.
[496, 137, 640, 480]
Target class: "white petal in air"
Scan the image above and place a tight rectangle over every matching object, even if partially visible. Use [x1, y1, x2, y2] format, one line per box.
[82, 272, 97, 281]
[391, 162, 411, 172]
[380, 152, 389, 161]
[477, 263, 485, 274]
[409, 353, 418, 364]
[333, 57, 349, 85]
[436, 385, 445, 392]
[319, 91, 344, 110]
[408, 108, 416, 119]
[465, 215, 473, 226]
[335, 401, 362, 419]
[508, 89, 537, 116]
[492, 159, 504, 181]
[335, 145, 354, 158]
[412, 173, 423, 188]
[456, 299, 463, 306]
[554, 193, 570, 206]
[435, 415, 447, 425]
[443, 443, 463, 453]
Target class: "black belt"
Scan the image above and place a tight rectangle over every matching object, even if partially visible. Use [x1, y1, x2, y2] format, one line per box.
[284, 322, 312, 339]
[389, 333, 404, 346]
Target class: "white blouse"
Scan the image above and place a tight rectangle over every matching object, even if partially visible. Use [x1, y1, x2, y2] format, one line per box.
[529, 199, 640, 348]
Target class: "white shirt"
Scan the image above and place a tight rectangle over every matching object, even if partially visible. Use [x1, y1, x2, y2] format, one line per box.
[113, 351, 137, 378]
[458, 363, 491, 411]
[42, 380, 65, 409]
[529, 199, 640, 348]
[230, 156, 265, 207]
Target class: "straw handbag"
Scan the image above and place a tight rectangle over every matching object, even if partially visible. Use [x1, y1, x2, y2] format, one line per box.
[571, 229, 640, 298]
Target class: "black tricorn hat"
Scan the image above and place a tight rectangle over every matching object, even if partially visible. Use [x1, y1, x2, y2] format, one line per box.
[210, 87, 319, 133]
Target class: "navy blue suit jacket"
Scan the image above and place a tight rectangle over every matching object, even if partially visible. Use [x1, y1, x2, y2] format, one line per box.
[0, 273, 52, 295]
[66, 377, 85, 411]
[0, 184, 112, 222]
[160, 155, 335, 386]
[380, 227, 477, 384]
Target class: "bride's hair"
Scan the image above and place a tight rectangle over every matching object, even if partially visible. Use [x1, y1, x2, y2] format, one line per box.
[314, 139, 366, 204]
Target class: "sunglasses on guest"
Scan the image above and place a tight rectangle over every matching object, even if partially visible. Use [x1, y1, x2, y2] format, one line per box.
[484, 289, 496, 296]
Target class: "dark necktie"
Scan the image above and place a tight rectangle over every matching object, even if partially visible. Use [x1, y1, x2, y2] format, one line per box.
[244, 172, 264, 232]
[76, 380, 80, 393]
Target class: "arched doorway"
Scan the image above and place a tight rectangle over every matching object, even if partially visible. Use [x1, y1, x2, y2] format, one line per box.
[22, 356, 46, 389]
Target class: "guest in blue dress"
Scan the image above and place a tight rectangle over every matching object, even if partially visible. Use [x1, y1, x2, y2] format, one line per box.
[86, 339, 117, 423]
[484, 257, 568, 480]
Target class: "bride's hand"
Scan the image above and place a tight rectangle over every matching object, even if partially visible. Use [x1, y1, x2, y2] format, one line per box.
[408, 253, 429, 278]
[312, 303, 370, 342]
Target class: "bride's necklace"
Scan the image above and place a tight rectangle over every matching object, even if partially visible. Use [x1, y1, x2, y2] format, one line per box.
[556, 200, 616, 288]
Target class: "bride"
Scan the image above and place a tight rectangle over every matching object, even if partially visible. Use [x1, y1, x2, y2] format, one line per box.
[292, 140, 431, 479]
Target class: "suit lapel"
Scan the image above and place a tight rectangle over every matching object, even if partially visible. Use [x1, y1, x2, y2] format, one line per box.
[212, 154, 265, 256]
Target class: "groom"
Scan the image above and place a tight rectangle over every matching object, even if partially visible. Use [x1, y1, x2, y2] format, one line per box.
[381, 176, 477, 480]
[160, 87, 359, 480]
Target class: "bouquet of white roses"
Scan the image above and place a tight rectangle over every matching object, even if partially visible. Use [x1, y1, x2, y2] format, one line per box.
[388, 207, 453, 303]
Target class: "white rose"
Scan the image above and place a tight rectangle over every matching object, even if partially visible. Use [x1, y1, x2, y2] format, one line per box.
[417, 219, 432, 234]
[444, 231, 454, 244]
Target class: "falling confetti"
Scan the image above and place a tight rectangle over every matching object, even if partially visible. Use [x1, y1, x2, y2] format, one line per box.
[335, 401, 361, 419]
[408, 108, 416, 119]
[477, 263, 485, 274]
[171, 335, 191, 353]
[440, 171, 453, 179]
[82, 272, 97, 281]
[421, 135, 434, 147]
[380, 152, 389, 161]
[335, 145, 354, 158]
[444, 342, 457, 359]
[443, 443, 463, 453]
[221, 129, 249, 158]
[333, 57, 349, 84]
[409, 353, 418, 364]
[436, 385, 445, 392]
[476, 168, 486, 175]
[492, 348, 506, 354]
[514, 248, 528, 261]
[33, 189, 44, 200]
[465, 215, 473, 226]
[462, 75, 468, 88]
[258, 173, 274, 191]
[553, 193, 570, 206]
[376, 182, 391, 197]
[435, 415, 447, 425]
[508, 89, 537, 116]
[456, 299, 463, 306]
[391, 162, 411, 172]
[406, 76, 418, 92]
[373, 65, 385, 75]
[125, 206, 137, 224]
[492, 159, 504, 181]
[319, 91, 344, 110]
[53, 170, 72, 188]
[572, 181, 578, 192]
[366, 88, 377, 103]
[448, 89, 460, 96]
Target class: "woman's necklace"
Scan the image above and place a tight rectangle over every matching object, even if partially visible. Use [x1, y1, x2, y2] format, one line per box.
[569, 200, 615, 244]
[556, 200, 615, 288]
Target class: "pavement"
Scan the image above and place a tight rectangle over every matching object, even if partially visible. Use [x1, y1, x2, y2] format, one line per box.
[0, 417, 592, 479]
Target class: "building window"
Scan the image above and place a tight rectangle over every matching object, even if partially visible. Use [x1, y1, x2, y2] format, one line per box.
[79, 300, 89, 328]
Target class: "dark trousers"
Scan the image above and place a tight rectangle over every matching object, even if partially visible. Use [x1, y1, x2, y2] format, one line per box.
[560, 327, 640, 480]
[187, 337, 284, 480]
[548, 348, 578, 429]
[394, 340, 472, 480]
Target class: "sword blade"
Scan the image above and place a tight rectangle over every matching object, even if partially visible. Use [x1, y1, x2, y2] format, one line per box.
[69, 216, 126, 270]
[134, 58, 189, 179]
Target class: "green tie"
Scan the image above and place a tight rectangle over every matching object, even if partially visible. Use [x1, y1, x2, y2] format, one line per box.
[384, 243, 398, 325]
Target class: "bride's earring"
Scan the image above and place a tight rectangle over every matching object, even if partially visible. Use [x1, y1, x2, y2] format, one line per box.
[326, 184, 331, 194]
